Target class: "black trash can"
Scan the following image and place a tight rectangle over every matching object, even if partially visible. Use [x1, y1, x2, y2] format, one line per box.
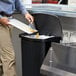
[19, 13, 62, 76]
[19, 33, 61, 76]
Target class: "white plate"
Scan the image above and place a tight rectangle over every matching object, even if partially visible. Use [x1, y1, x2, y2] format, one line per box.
[9, 19, 37, 34]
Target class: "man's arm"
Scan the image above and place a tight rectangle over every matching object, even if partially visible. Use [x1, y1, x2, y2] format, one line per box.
[15, 0, 27, 14]
[15, 0, 34, 23]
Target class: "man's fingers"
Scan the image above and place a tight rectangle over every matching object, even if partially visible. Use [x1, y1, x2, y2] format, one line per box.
[0, 17, 10, 26]
[28, 17, 34, 23]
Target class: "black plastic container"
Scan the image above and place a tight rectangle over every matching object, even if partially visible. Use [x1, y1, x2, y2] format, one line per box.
[19, 13, 62, 76]
[19, 33, 61, 76]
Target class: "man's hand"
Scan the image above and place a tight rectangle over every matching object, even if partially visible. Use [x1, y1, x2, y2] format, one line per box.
[25, 12, 34, 23]
[0, 17, 9, 26]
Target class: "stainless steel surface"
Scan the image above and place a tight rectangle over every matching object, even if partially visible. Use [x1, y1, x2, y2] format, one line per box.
[52, 43, 76, 74]
[41, 42, 76, 76]
[41, 64, 76, 76]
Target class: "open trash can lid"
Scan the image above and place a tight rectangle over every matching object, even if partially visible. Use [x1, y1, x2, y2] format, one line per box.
[32, 13, 62, 38]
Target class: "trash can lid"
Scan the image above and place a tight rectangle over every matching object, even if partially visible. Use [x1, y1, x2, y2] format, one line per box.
[32, 13, 62, 38]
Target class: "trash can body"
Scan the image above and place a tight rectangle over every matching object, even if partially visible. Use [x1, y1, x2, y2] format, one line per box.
[21, 37, 45, 76]
[20, 34, 61, 76]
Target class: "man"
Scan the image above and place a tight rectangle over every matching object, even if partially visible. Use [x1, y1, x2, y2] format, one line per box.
[0, 0, 34, 76]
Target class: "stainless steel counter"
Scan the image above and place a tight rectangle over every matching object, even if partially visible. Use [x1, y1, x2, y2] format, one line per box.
[41, 43, 76, 76]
